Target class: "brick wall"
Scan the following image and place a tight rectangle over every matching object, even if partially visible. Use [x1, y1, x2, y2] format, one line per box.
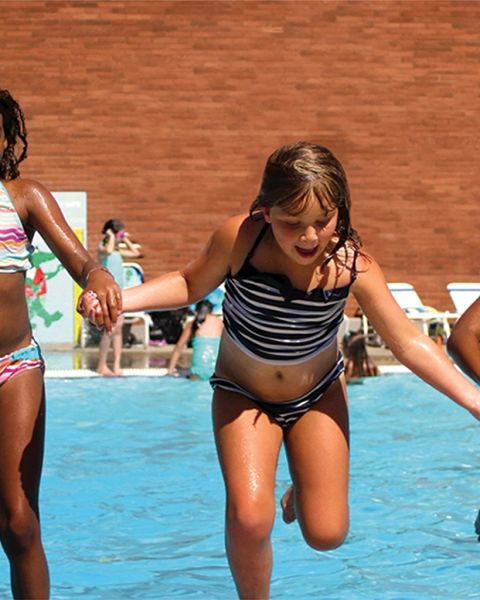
[2, 1, 479, 311]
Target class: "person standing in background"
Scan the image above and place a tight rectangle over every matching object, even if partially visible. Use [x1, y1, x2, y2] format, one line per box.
[96, 218, 142, 376]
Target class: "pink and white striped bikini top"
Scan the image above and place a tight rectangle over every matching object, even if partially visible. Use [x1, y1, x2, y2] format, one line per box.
[0, 181, 33, 272]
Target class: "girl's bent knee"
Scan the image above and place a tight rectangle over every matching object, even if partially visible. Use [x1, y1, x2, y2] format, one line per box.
[303, 524, 348, 551]
[0, 509, 39, 557]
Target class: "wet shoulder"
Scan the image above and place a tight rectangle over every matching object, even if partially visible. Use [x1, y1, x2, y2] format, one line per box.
[327, 243, 360, 287]
[7, 177, 46, 198]
[348, 247, 383, 292]
[4, 178, 49, 218]
[1, 177, 37, 220]
[224, 214, 266, 275]
[351, 246, 375, 275]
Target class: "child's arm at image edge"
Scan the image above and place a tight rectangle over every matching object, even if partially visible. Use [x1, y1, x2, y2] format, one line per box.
[447, 298, 480, 385]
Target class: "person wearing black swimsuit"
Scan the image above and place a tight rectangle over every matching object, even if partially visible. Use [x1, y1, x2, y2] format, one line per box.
[83, 141, 480, 599]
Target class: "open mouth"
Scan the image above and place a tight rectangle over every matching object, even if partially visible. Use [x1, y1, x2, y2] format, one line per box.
[295, 246, 318, 258]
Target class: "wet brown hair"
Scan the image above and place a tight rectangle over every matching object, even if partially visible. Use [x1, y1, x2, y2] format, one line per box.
[0, 90, 28, 180]
[250, 142, 362, 262]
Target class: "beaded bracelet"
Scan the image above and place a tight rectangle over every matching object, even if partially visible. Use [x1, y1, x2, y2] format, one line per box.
[85, 265, 114, 283]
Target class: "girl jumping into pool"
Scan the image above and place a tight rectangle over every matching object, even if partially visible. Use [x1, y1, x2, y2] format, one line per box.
[0, 89, 121, 599]
[82, 141, 480, 599]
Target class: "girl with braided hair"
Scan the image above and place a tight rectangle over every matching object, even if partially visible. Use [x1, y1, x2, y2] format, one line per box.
[0, 89, 121, 598]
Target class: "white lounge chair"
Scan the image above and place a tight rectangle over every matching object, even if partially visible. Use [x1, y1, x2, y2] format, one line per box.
[386, 282, 457, 337]
[122, 262, 152, 347]
[123, 261, 144, 289]
[447, 282, 480, 315]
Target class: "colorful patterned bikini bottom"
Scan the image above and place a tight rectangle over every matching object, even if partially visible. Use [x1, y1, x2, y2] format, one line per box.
[0, 340, 45, 387]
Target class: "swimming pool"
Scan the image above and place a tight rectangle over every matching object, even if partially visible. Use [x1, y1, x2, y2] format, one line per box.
[0, 374, 478, 598]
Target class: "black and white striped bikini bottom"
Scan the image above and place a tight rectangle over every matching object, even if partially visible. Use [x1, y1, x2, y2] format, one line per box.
[210, 353, 344, 428]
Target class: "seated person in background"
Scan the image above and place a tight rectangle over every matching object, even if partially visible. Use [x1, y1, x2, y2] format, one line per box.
[447, 297, 480, 384]
[167, 300, 223, 380]
[343, 331, 379, 381]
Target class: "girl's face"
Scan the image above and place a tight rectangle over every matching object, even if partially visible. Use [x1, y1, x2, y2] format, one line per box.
[264, 197, 338, 265]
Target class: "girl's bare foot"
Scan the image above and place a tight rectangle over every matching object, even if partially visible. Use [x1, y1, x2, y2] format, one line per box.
[280, 485, 296, 524]
[97, 366, 115, 376]
[112, 367, 124, 376]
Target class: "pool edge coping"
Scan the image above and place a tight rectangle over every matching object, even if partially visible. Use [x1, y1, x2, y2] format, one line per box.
[44, 365, 411, 378]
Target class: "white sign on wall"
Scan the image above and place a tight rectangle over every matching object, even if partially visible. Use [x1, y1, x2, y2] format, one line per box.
[26, 191, 87, 345]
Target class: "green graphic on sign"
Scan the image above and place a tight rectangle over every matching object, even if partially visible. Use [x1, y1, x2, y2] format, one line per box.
[25, 249, 64, 329]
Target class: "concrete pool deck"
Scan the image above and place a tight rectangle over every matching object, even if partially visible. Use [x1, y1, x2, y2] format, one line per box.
[43, 343, 413, 377]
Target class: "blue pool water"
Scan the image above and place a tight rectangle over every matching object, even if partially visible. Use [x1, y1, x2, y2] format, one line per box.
[0, 373, 478, 599]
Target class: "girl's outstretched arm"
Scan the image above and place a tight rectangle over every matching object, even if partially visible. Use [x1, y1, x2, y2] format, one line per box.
[122, 215, 241, 313]
[447, 297, 480, 384]
[352, 254, 480, 420]
[22, 178, 122, 331]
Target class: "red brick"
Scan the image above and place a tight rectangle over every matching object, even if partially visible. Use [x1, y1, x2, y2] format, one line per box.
[2, 1, 479, 311]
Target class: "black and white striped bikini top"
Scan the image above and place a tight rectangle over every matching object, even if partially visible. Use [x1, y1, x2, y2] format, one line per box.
[222, 223, 358, 365]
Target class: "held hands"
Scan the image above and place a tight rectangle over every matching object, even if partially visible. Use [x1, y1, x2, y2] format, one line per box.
[77, 290, 102, 325]
[76, 267, 122, 333]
